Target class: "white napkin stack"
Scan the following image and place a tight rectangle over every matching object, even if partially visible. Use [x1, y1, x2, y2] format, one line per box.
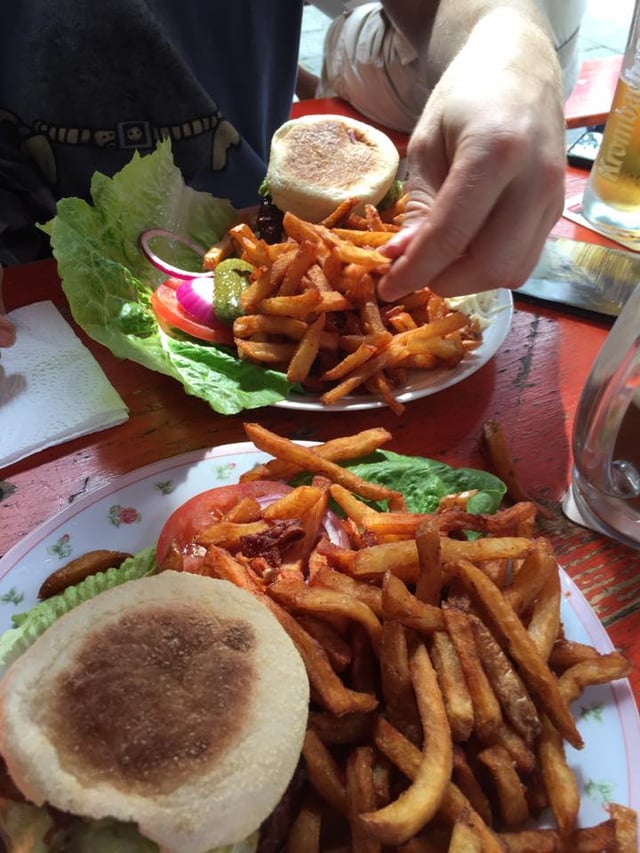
[0, 301, 129, 468]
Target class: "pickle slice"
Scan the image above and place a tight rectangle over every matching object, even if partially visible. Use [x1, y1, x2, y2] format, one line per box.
[213, 258, 254, 326]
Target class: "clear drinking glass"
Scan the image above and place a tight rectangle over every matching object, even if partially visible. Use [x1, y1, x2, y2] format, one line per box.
[565, 283, 640, 548]
[581, 0, 640, 236]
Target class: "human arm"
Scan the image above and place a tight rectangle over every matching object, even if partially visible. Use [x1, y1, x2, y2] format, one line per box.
[377, 0, 565, 300]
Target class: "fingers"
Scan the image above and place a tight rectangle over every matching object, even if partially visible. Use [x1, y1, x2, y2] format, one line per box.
[378, 145, 564, 303]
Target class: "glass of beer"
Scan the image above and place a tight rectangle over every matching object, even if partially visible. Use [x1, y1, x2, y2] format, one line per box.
[564, 282, 640, 548]
[581, 1, 640, 236]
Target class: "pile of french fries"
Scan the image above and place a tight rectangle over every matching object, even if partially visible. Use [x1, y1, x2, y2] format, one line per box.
[203, 198, 482, 414]
[160, 423, 638, 852]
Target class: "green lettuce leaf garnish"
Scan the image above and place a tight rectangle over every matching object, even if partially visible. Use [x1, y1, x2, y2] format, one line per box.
[342, 450, 506, 514]
[40, 140, 293, 414]
[0, 548, 157, 671]
[0, 800, 259, 853]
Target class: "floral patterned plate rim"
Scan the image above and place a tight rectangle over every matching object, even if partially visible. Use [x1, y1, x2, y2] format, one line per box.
[0, 441, 638, 829]
[275, 289, 514, 411]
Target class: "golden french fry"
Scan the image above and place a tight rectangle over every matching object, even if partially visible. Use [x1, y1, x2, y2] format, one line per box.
[332, 227, 395, 246]
[360, 644, 452, 845]
[379, 620, 422, 744]
[477, 745, 529, 829]
[296, 615, 352, 672]
[373, 717, 505, 853]
[381, 572, 445, 633]
[442, 608, 503, 741]
[285, 793, 322, 853]
[346, 746, 383, 853]
[269, 581, 383, 655]
[240, 426, 392, 483]
[244, 422, 404, 506]
[454, 558, 583, 750]
[311, 566, 383, 616]
[287, 314, 325, 384]
[430, 630, 474, 742]
[537, 712, 579, 836]
[302, 727, 348, 815]
[309, 710, 374, 746]
[278, 240, 320, 296]
[236, 339, 297, 364]
[415, 517, 442, 605]
[233, 314, 308, 340]
[559, 652, 632, 703]
[260, 289, 323, 320]
[264, 596, 378, 716]
[448, 811, 483, 853]
[526, 564, 562, 662]
[610, 803, 638, 853]
[470, 617, 541, 744]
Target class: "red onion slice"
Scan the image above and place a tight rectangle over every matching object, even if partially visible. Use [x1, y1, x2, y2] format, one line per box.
[176, 277, 217, 325]
[139, 228, 212, 280]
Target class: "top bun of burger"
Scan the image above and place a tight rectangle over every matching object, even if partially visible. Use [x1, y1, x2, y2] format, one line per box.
[0, 571, 309, 853]
[265, 114, 400, 222]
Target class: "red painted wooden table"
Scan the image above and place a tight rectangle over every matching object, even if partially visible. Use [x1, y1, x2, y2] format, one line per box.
[1, 167, 639, 712]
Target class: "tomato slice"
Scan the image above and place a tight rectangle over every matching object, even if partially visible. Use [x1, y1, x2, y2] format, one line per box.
[156, 481, 292, 572]
[150, 278, 235, 346]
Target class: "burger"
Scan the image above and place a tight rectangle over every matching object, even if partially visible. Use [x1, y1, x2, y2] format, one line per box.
[261, 114, 401, 224]
[0, 571, 309, 852]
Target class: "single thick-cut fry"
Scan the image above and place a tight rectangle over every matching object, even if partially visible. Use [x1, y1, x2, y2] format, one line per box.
[287, 314, 325, 384]
[478, 745, 529, 829]
[285, 794, 322, 853]
[538, 713, 579, 836]
[380, 620, 422, 744]
[470, 617, 541, 744]
[311, 566, 383, 616]
[415, 517, 442, 605]
[448, 811, 483, 853]
[381, 572, 445, 633]
[610, 803, 638, 853]
[270, 581, 383, 655]
[430, 630, 475, 742]
[360, 644, 453, 845]
[302, 727, 348, 815]
[559, 652, 632, 703]
[346, 747, 383, 853]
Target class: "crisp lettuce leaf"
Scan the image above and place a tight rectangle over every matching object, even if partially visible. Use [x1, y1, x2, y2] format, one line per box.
[342, 450, 506, 514]
[0, 548, 157, 672]
[40, 140, 293, 414]
[0, 801, 258, 853]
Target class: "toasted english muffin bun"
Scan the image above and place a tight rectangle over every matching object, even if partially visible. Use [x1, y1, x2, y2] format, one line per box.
[0, 571, 309, 853]
[265, 114, 400, 222]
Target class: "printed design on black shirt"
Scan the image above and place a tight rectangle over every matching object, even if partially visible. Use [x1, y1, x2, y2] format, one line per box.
[0, 107, 241, 185]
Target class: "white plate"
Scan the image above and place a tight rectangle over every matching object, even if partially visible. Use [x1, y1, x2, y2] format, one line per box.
[1, 442, 638, 831]
[276, 288, 514, 411]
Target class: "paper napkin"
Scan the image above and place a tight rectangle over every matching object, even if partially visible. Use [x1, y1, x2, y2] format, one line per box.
[0, 301, 129, 468]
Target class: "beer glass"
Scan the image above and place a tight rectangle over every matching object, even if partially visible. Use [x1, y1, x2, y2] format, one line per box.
[564, 283, 640, 548]
[581, 1, 640, 236]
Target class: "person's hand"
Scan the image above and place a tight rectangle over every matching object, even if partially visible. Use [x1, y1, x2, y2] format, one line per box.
[0, 267, 16, 348]
[378, 9, 566, 302]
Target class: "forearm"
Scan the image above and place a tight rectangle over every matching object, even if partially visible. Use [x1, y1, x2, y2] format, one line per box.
[381, 0, 559, 89]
